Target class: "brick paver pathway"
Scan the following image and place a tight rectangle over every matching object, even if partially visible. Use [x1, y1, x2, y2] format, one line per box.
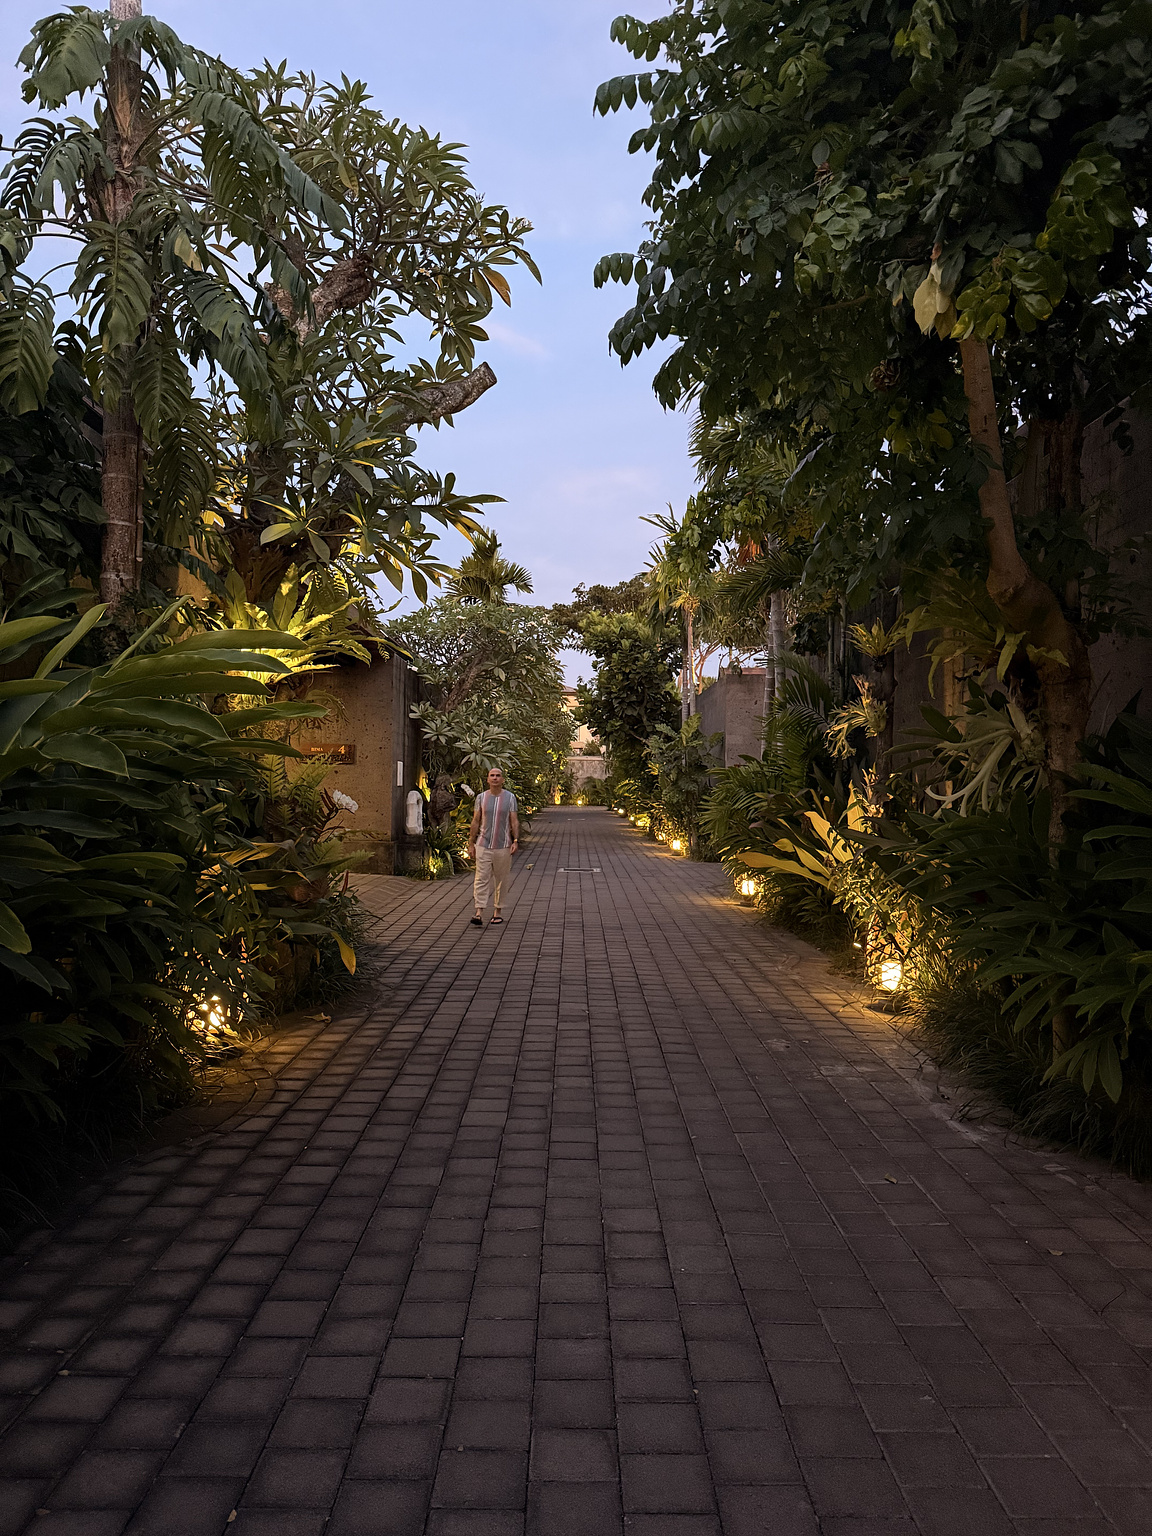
[4, 808, 1152, 1536]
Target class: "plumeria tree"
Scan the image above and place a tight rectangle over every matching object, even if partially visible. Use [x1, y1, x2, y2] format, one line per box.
[1, 6, 539, 628]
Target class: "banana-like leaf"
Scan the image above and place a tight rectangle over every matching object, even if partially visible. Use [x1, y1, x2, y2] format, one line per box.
[0, 899, 32, 954]
[0, 614, 67, 656]
[40, 733, 128, 775]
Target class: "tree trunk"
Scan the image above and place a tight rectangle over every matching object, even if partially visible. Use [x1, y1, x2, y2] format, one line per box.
[98, 0, 145, 621]
[958, 336, 1092, 842]
[99, 390, 144, 610]
[871, 587, 898, 772]
[769, 588, 788, 703]
[685, 605, 697, 718]
[762, 609, 774, 718]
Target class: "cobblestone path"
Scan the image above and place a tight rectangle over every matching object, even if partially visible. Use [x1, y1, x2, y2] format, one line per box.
[4, 807, 1152, 1536]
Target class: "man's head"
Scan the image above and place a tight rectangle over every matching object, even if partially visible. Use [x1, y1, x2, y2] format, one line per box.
[487, 768, 505, 792]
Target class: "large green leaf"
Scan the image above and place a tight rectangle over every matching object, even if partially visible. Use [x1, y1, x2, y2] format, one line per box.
[0, 281, 56, 414]
[0, 900, 31, 954]
[71, 223, 152, 353]
[0, 614, 69, 658]
[40, 733, 129, 776]
[131, 323, 194, 442]
[18, 11, 110, 109]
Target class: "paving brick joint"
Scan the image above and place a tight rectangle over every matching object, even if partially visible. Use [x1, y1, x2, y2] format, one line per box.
[3, 806, 1152, 1535]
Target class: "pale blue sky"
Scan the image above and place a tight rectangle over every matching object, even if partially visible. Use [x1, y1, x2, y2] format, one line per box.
[1, 1, 693, 678]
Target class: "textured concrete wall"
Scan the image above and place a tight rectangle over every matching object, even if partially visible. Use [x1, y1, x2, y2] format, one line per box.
[698, 668, 766, 767]
[568, 754, 609, 783]
[1080, 410, 1152, 730]
[299, 651, 425, 875]
[887, 407, 1152, 743]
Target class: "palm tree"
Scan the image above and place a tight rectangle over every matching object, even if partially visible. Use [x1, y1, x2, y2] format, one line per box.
[445, 532, 533, 604]
[645, 504, 716, 721]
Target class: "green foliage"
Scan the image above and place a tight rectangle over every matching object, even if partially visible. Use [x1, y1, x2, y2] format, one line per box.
[871, 718, 1152, 1105]
[0, 362, 101, 599]
[444, 530, 533, 605]
[550, 572, 651, 641]
[394, 597, 569, 809]
[207, 563, 376, 673]
[911, 969, 1152, 1179]
[645, 715, 722, 851]
[204, 66, 539, 603]
[573, 611, 681, 781]
[1, 8, 346, 519]
[0, 598, 327, 1121]
[595, 0, 1152, 618]
[571, 775, 611, 807]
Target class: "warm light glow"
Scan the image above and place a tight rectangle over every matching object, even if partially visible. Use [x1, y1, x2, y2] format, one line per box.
[879, 959, 903, 992]
[670, 838, 683, 853]
[739, 876, 757, 898]
[192, 995, 236, 1047]
[198, 996, 227, 1031]
[576, 797, 585, 806]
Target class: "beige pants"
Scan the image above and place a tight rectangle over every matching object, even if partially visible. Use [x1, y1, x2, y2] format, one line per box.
[473, 847, 512, 913]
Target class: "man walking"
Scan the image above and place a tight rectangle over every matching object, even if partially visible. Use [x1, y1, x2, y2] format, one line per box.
[468, 766, 519, 926]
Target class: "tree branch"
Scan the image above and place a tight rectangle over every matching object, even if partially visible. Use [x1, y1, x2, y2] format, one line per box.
[391, 364, 498, 430]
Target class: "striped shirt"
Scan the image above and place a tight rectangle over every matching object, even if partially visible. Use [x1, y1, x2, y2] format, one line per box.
[476, 789, 517, 851]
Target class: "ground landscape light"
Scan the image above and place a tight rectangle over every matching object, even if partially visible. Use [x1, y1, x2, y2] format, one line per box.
[879, 959, 903, 992]
[193, 996, 229, 1041]
[671, 838, 683, 852]
[739, 876, 757, 898]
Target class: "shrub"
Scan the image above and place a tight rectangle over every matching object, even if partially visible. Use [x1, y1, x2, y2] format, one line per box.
[0, 603, 362, 1237]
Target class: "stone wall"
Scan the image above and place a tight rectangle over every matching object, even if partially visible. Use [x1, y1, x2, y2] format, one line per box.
[297, 649, 425, 875]
[1079, 409, 1152, 730]
[568, 754, 609, 783]
[697, 667, 767, 766]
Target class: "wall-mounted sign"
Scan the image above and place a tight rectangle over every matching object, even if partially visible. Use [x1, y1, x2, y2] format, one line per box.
[299, 743, 356, 764]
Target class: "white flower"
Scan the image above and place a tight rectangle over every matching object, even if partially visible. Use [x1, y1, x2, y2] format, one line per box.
[331, 790, 359, 813]
[460, 784, 476, 798]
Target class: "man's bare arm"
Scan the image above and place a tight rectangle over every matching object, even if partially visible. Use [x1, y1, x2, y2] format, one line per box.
[509, 811, 519, 852]
[467, 800, 482, 854]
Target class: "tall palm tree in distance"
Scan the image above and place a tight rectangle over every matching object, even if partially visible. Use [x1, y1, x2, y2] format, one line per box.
[446, 531, 533, 604]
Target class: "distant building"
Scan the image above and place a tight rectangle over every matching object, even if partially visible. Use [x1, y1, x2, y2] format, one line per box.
[563, 687, 608, 784]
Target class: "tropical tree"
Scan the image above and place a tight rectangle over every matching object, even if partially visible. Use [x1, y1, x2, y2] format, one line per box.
[207, 67, 539, 606]
[595, 0, 1152, 838]
[573, 609, 682, 781]
[444, 530, 534, 605]
[0, 2, 346, 619]
[1, 7, 539, 626]
[392, 597, 570, 806]
[550, 573, 652, 637]
[0, 361, 102, 606]
[645, 501, 721, 719]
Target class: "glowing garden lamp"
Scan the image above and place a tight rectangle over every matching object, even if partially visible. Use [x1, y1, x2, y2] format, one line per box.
[670, 838, 683, 853]
[198, 996, 227, 1034]
[576, 797, 584, 806]
[739, 876, 757, 899]
[879, 959, 903, 992]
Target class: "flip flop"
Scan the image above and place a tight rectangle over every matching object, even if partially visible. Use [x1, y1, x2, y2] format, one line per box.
[470, 916, 483, 927]
[490, 916, 504, 925]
